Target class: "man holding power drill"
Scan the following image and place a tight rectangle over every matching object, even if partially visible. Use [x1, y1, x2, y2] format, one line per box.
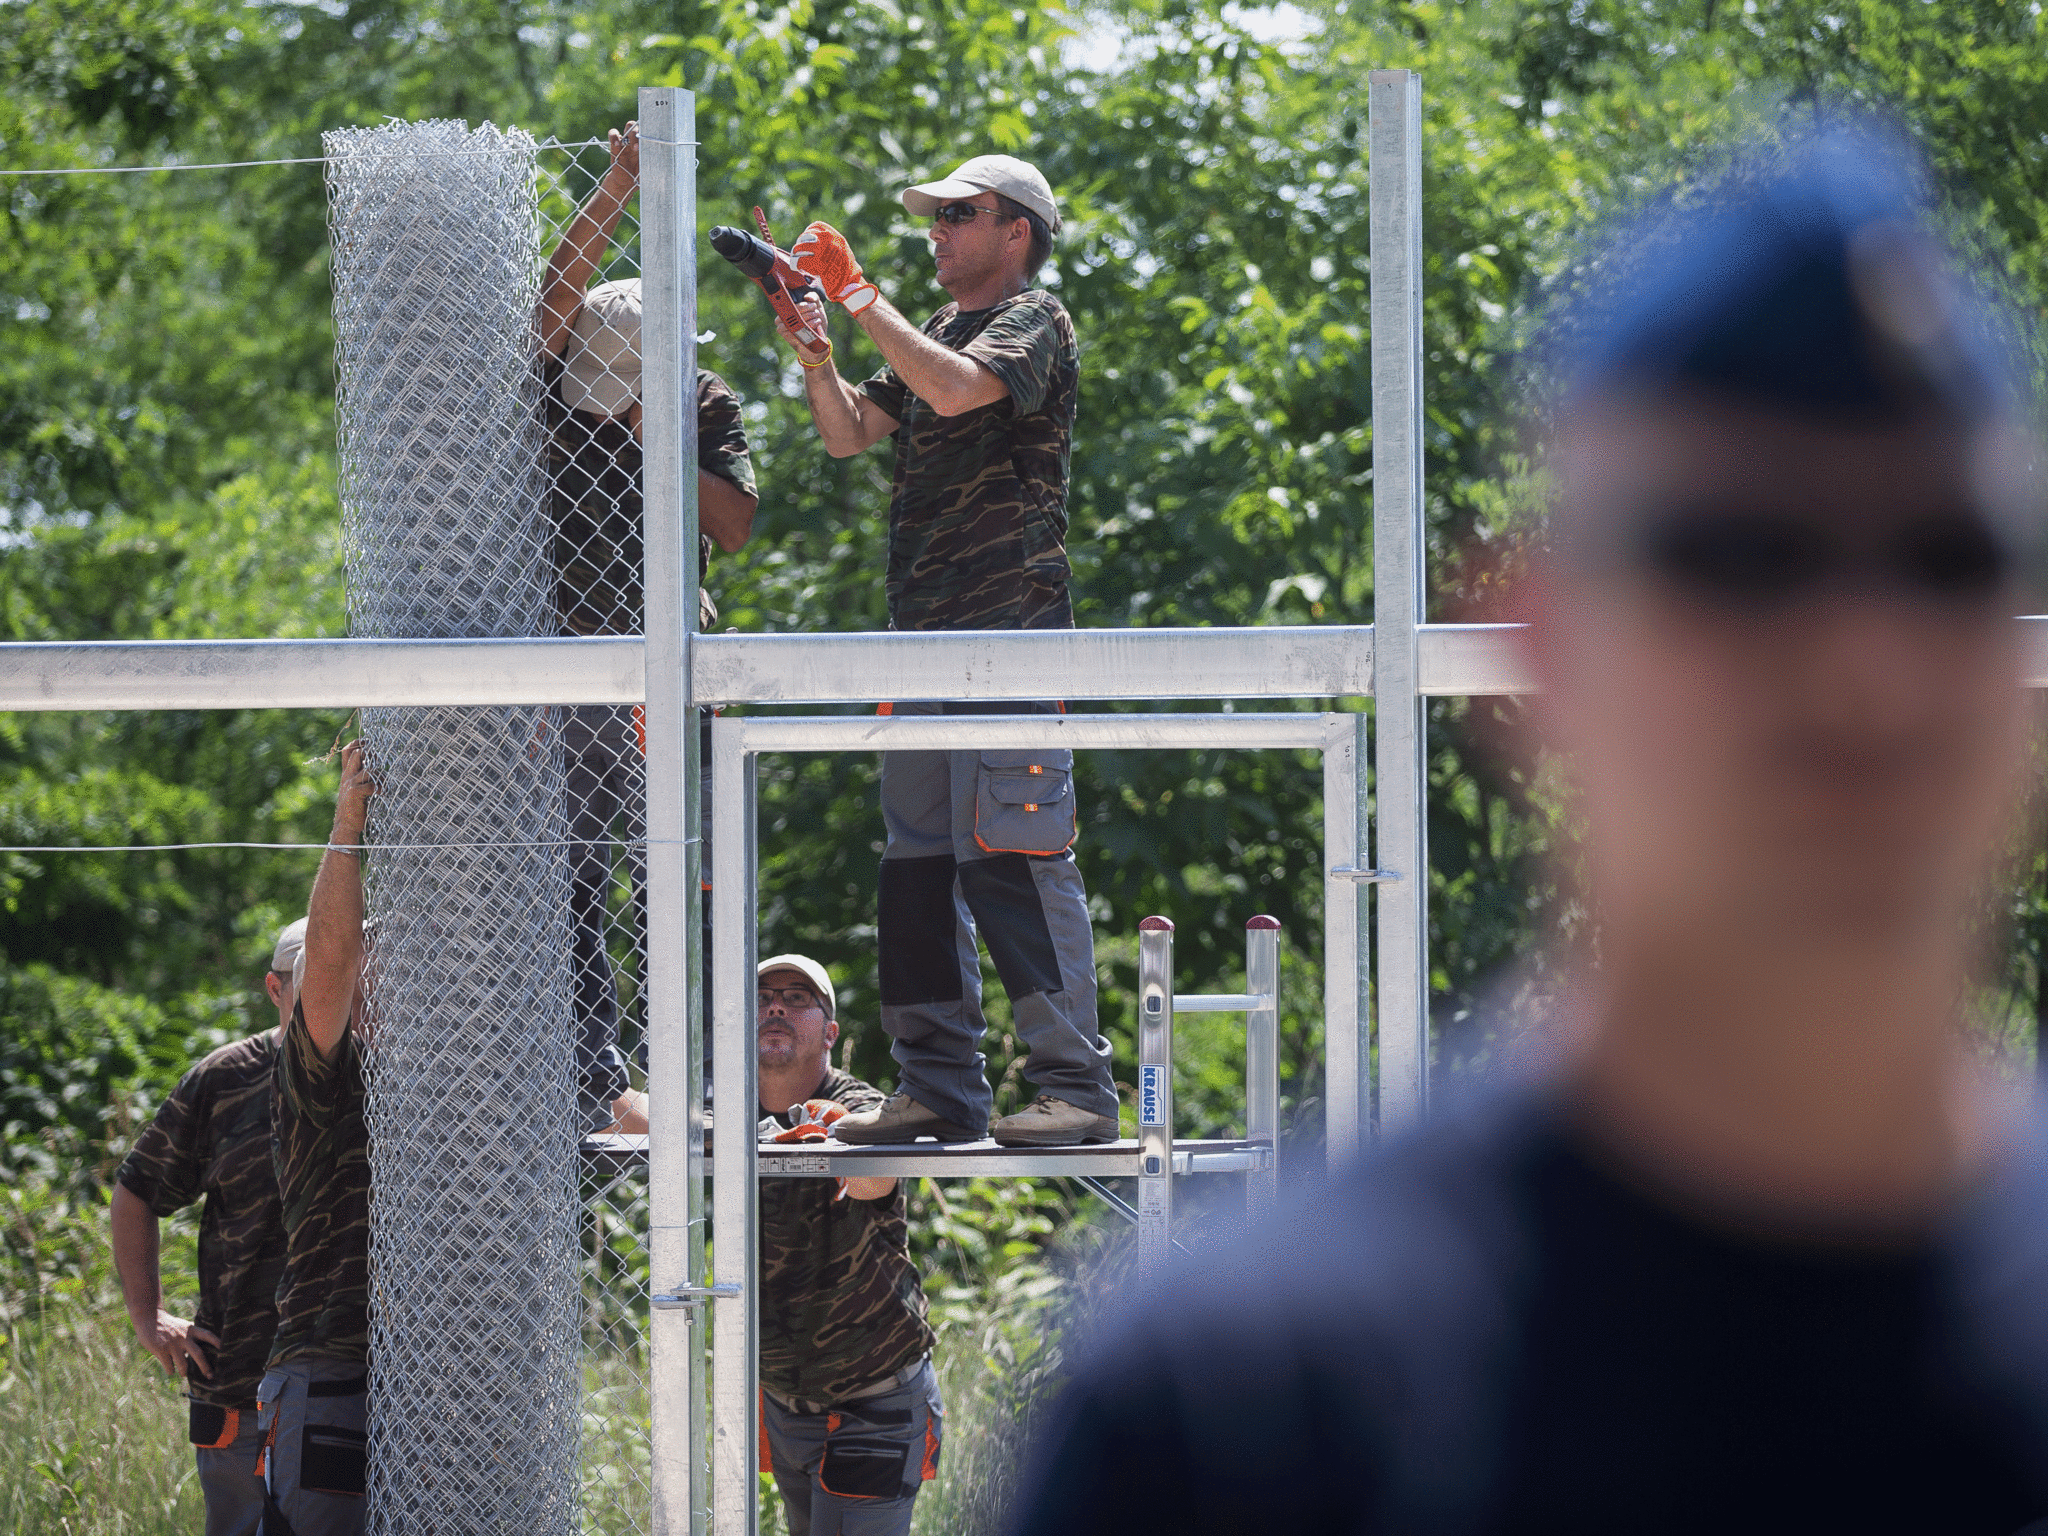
[774, 156, 1119, 1149]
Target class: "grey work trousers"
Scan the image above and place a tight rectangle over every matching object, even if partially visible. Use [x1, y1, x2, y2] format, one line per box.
[196, 1408, 266, 1536]
[763, 1359, 943, 1536]
[876, 700, 1115, 1131]
[254, 1358, 366, 1536]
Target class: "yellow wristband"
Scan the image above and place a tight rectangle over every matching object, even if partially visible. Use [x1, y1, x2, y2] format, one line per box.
[798, 343, 833, 369]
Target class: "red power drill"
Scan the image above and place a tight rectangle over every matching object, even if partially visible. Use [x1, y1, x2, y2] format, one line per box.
[708, 208, 828, 351]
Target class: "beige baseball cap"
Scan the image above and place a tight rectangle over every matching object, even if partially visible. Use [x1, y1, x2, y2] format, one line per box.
[902, 154, 1061, 234]
[560, 278, 642, 417]
[758, 954, 836, 1017]
[271, 917, 308, 975]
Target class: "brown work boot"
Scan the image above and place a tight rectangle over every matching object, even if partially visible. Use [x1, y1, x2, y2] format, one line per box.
[829, 1090, 983, 1145]
[990, 1094, 1120, 1148]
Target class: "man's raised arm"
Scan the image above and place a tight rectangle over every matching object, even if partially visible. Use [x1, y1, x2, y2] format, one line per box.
[538, 123, 639, 361]
[301, 741, 373, 1061]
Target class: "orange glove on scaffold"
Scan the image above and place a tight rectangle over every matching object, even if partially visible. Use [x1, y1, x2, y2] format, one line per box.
[790, 222, 881, 316]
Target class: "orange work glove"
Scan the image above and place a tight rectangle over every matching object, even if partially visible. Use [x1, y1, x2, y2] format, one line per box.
[768, 1099, 850, 1144]
[789, 223, 880, 316]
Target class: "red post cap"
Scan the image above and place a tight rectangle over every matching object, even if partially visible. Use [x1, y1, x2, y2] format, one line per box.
[1139, 915, 1175, 933]
[1246, 915, 1281, 931]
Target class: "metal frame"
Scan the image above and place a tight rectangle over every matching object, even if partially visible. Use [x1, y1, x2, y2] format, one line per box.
[703, 707, 1359, 1534]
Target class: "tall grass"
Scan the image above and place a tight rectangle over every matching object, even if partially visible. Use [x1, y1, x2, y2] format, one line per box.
[2, 1137, 1122, 1536]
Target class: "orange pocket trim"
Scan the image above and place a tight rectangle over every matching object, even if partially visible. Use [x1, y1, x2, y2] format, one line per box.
[195, 1406, 240, 1451]
[921, 1419, 940, 1481]
[758, 1393, 772, 1476]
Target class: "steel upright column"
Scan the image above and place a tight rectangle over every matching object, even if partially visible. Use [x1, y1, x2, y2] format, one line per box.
[1243, 916, 1281, 1218]
[1323, 714, 1369, 1163]
[709, 718, 760, 1534]
[1136, 917, 1176, 1274]
[640, 85, 707, 1536]
[1368, 70, 1430, 1134]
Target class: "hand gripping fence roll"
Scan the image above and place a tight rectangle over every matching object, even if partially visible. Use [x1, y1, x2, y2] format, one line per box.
[325, 120, 581, 1535]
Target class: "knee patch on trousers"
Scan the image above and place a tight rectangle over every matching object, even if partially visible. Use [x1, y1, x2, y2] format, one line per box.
[958, 855, 1064, 999]
[879, 856, 965, 1005]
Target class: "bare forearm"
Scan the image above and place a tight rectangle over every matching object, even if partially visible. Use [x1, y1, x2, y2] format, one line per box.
[803, 359, 891, 458]
[110, 1185, 162, 1325]
[700, 471, 758, 554]
[854, 299, 1006, 417]
[539, 173, 633, 356]
[844, 1175, 898, 1202]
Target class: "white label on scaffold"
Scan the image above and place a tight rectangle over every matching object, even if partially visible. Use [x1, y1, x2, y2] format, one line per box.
[1139, 1064, 1166, 1127]
[768, 1155, 834, 1175]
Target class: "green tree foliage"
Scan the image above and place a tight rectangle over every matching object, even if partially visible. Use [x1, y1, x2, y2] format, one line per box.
[6, 0, 2048, 1154]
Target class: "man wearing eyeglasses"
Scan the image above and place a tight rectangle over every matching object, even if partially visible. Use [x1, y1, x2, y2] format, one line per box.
[614, 953, 941, 1533]
[1015, 135, 2048, 1533]
[112, 919, 302, 1536]
[776, 155, 1120, 1152]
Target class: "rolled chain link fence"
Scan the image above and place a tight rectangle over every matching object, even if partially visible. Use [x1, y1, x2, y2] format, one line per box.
[327, 120, 654, 1535]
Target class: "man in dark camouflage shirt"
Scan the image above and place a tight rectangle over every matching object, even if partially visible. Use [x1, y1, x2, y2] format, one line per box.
[780, 154, 1120, 1150]
[754, 954, 940, 1536]
[538, 120, 759, 1130]
[257, 740, 375, 1536]
[114, 916, 303, 1536]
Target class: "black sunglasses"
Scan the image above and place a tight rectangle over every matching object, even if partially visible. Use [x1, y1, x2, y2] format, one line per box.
[931, 202, 1006, 226]
[1609, 507, 2014, 608]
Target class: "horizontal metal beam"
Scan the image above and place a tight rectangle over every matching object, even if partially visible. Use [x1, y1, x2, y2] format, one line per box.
[1173, 992, 1268, 1013]
[0, 637, 644, 712]
[14, 616, 2048, 713]
[580, 1135, 1271, 1179]
[728, 711, 1351, 755]
[692, 625, 1374, 705]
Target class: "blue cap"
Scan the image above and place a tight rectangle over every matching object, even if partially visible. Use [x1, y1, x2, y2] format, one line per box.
[1553, 128, 2016, 424]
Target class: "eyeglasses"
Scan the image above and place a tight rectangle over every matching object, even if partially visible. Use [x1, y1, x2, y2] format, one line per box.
[757, 987, 822, 1010]
[1595, 507, 2015, 609]
[932, 202, 1005, 226]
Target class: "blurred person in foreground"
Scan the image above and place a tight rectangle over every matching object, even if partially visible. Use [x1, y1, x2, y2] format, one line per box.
[1013, 130, 2048, 1534]
[256, 742, 374, 1536]
[113, 918, 302, 1536]
[774, 155, 1120, 1150]
[615, 953, 941, 1533]
[537, 119, 759, 1132]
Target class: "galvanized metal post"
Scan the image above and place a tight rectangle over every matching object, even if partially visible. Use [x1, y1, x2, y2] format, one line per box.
[1322, 713, 1369, 1164]
[1369, 69, 1430, 1134]
[1243, 916, 1281, 1219]
[1136, 916, 1175, 1273]
[709, 717, 759, 1535]
[640, 84, 706, 1536]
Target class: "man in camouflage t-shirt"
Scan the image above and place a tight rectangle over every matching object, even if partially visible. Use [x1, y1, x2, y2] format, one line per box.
[114, 917, 303, 1536]
[753, 954, 940, 1536]
[258, 740, 375, 1536]
[779, 154, 1119, 1151]
[537, 121, 759, 1129]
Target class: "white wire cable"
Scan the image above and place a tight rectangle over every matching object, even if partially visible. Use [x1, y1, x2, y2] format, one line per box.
[0, 837, 683, 853]
[0, 135, 622, 177]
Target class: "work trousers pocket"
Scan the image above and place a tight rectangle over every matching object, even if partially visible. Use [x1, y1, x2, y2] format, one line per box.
[301, 1424, 367, 1496]
[973, 750, 1076, 856]
[818, 1406, 915, 1500]
[188, 1400, 240, 1450]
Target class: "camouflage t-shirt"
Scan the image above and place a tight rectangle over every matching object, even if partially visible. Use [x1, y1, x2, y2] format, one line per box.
[267, 1001, 370, 1368]
[759, 1066, 934, 1403]
[115, 1031, 288, 1410]
[545, 365, 757, 634]
[858, 289, 1079, 632]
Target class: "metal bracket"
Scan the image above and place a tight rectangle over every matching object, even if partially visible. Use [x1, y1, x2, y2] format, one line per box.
[650, 1283, 741, 1311]
[1328, 866, 1401, 883]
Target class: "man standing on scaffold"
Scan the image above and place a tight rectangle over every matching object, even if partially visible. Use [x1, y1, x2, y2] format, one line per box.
[773, 155, 1120, 1148]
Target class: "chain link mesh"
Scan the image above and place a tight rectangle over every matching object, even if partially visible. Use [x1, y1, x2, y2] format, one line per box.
[326, 119, 653, 1535]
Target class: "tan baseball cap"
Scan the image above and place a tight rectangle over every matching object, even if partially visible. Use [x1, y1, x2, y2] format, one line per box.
[271, 917, 308, 975]
[560, 278, 641, 417]
[902, 154, 1061, 234]
[758, 954, 836, 1017]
